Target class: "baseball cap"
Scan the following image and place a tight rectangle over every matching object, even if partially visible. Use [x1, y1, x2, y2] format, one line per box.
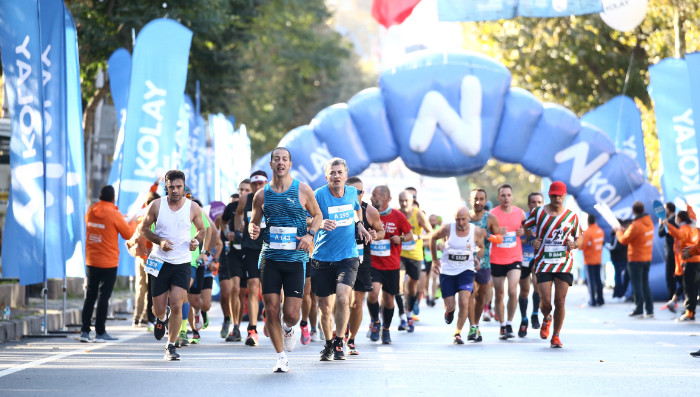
[549, 181, 567, 196]
[209, 201, 225, 220]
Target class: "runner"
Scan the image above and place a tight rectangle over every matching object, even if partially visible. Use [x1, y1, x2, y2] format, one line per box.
[366, 185, 413, 344]
[399, 190, 433, 332]
[525, 181, 582, 348]
[346, 176, 384, 355]
[518, 192, 544, 337]
[234, 171, 269, 346]
[467, 188, 502, 342]
[248, 147, 323, 373]
[140, 170, 205, 361]
[311, 158, 372, 361]
[490, 184, 526, 340]
[423, 214, 443, 307]
[431, 207, 485, 344]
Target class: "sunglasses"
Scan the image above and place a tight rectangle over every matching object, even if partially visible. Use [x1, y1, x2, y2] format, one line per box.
[356, 190, 363, 195]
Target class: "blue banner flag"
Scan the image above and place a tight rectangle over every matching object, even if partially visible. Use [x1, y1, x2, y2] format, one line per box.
[0, 1, 47, 285]
[649, 58, 700, 207]
[39, 0, 68, 279]
[64, 5, 87, 278]
[117, 19, 192, 275]
[518, 0, 602, 17]
[685, 52, 700, 174]
[172, 97, 190, 170]
[581, 95, 647, 177]
[182, 95, 202, 198]
[107, 48, 132, 189]
[437, 0, 516, 22]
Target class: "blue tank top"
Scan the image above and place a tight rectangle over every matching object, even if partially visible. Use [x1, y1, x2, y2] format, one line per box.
[470, 210, 491, 270]
[312, 185, 360, 262]
[261, 179, 309, 263]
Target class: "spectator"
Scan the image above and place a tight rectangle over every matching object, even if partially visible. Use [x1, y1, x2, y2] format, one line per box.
[582, 214, 605, 306]
[672, 210, 699, 322]
[616, 201, 655, 318]
[605, 219, 629, 303]
[80, 185, 134, 342]
[657, 202, 678, 303]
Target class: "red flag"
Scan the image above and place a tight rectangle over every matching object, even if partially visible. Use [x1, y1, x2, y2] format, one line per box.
[372, 0, 422, 29]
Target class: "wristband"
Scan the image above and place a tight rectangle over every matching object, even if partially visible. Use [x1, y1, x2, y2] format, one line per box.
[202, 250, 211, 256]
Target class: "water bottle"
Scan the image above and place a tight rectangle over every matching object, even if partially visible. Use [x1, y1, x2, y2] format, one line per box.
[2, 305, 9, 321]
[196, 258, 204, 268]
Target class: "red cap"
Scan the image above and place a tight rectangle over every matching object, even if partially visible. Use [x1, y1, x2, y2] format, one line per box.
[549, 181, 567, 196]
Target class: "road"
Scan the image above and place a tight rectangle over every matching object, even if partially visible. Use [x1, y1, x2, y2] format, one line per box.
[0, 285, 698, 396]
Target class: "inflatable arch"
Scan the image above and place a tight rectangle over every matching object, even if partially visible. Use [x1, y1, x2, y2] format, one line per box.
[252, 51, 667, 299]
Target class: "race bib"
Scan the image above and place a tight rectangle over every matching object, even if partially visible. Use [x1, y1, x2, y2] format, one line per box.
[402, 240, 416, 251]
[357, 243, 364, 263]
[498, 231, 517, 248]
[328, 204, 354, 227]
[247, 211, 266, 228]
[370, 239, 391, 257]
[543, 238, 567, 264]
[232, 244, 242, 250]
[523, 250, 535, 263]
[447, 249, 470, 262]
[269, 226, 297, 250]
[145, 256, 164, 277]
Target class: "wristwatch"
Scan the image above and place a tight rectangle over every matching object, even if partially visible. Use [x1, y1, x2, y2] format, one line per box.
[307, 229, 316, 237]
[201, 250, 211, 256]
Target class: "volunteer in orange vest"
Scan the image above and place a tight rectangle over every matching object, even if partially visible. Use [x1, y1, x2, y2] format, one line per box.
[581, 214, 605, 307]
[80, 185, 134, 342]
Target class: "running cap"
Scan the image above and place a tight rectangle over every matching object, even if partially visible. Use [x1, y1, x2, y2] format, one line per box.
[250, 174, 268, 184]
[549, 181, 567, 196]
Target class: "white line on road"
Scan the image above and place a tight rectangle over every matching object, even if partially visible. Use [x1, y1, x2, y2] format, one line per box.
[0, 334, 140, 379]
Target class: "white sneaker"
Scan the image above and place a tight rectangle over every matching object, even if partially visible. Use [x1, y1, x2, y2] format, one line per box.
[283, 327, 296, 352]
[194, 312, 203, 331]
[273, 357, 290, 373]
[310, 329, 320, 342]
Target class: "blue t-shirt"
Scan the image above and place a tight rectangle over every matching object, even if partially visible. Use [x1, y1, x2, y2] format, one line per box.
[312, 185, 360, 262]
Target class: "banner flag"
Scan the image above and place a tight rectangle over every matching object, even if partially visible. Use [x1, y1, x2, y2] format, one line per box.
[685, 52, 700, 179]
[106, 48, 132, 190]
[0, 1, 47, 285]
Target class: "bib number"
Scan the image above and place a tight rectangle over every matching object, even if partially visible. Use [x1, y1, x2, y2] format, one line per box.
[523, 250, 534, 263]
[498, 231, 517, 248]
[145, 257, 164, 277]
[357, 243, 364, 263]
[370, 239, 391, 257]
[402, 240, 416, 251]
[269, 226, 297, 250]
[328, 204, 354, 227]
[543, 238, 567, 264]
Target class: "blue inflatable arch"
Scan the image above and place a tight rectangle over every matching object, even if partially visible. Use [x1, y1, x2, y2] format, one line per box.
[252, 51, 667, 298]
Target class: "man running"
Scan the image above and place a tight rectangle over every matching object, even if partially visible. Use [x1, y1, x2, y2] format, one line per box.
[399, 190, 433, 332]
[423, 214, 443, 307]
[367, 186, 413, 344]
[346, 176, 384, 355]
[467, 188, 501, 342]
[431, 207, 485, 344]
[526, 181, 582, 348]
[490, 184, 526, 340]
[235, 170, 268, 346]
[311, 158, 372, 361]
[140, 170, 205, 361]
[249, 147, 322, 373]
[518, 192, 544, 337]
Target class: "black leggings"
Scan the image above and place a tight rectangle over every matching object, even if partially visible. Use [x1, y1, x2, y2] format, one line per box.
[81, 266, 118, 334]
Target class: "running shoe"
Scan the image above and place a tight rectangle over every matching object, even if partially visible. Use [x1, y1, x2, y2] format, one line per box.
[333, 339, 346, 360]
[628, 311, 643, 318]
[79, 331, 91, 343]
[310, 328, 320, 342]
[177, 330, 189, 347]
[518, 319, 528, 338]
[300, 324, 311, 345]
[413, 300, 420, 315]
[220, 319, 231, 338]
[273, 357, 290, 373]
[164, 344, 180, 361]
[531, 314, 540, 329]
[412, 314, 420, 322]
[550, 334, 563, 348]
[245, 329, 259, 346]
[202, 311, 209, 329]
[194, 312, 203, 331]
[233, 326, 242, 341]
[147, 322, 154, 332]
[407, 317, 415, 333]
[95, 332, 118, 342]
[320, 344, 333, 361]
[444, 310, 455, 325]
[369, 322, 380, 342]
[381, 328, 392, 345]
[690, 349, 700, 358]
[348, 340, 359, 355]
[398, 319, 408, 331]
[225, 332, 237, 342]
[678, 311, 696, 322]
[283, 327, 296, 352]
[154, 306, 170, 341]
[499, 326, 507, 340]
[467, 326, 477, 341]
[190, 330, 200, 344]
[453, 334, 464, 345]
[474, 327, 482, 342]
[540, 315, 552, 340]
[505, 324, 515, 339]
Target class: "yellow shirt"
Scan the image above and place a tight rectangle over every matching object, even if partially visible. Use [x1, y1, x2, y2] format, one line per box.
[401, 207, 424, 261]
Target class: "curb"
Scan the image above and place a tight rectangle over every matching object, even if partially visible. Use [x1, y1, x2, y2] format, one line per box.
[0, 299, 128, 343]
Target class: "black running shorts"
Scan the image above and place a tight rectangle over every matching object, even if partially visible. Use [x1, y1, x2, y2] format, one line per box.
[370, 267, 400, 296]
[401, 257, 422, 281]
[150, 262, 190, 297]
[491, 261, 522, 278]
[259, 257, 305, 299]
[536, 272, 573, 286]
[309, 257, 360, 297]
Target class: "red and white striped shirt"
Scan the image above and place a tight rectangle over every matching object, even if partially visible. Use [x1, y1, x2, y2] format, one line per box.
[524, 206, 582, 273]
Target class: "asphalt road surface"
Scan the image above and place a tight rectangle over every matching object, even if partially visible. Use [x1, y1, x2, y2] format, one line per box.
[1, 285, 698, 396]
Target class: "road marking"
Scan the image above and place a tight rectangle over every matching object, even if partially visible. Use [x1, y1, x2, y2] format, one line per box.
[0, 334, 140, 379]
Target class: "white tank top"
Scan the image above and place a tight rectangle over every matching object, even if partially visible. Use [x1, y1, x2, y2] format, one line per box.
[441, 223, 476, 275]
[151, 197, 192, 264]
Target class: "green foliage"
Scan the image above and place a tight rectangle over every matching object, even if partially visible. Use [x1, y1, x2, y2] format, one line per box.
[457, 160, 541, 210]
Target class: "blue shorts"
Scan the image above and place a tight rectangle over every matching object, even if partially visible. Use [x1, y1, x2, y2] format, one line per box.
[439, 269, 475, 298]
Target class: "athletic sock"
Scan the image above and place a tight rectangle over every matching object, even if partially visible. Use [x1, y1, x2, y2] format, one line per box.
[519, 296, 528, 320]
[300, 320, 308, 327]
[383, 306, 395, 328]
[180, 319, 187, 332]
[277, 351, 287, 360]
[532, 292, 540, 315]
[247, 324, 257, 331]
[282, 323, 292, 333]
[224, 316, 231, 322]
[368, 301, 380, 323]
[505, 320, 512, 326]
[182, 302, 189, 320]
[395, 294, 405, 316]
[348, 338, 354, 345]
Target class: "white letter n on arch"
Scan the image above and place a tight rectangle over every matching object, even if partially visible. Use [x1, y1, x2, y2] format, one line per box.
[554, 141, 611, 188]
